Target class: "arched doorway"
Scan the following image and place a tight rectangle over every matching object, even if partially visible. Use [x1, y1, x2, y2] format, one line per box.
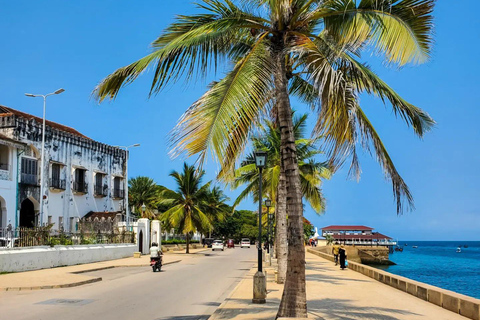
[139, 230, 143, 253]
[20, 199, 35, 228]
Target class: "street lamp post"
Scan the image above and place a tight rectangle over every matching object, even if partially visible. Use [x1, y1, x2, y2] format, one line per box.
[114, 144, 140, 230]
[141, 203, 146, 218]
[265, 199, 272, 266]
[253, 150, 267, 304]
[25, 88, 65, 227]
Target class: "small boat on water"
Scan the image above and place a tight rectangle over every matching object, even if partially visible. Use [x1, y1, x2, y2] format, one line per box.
[456, 247, 462, 253]
[394, 246, 403, 252]
[412, 246, 418, 248]
[464, 245, 469, 248]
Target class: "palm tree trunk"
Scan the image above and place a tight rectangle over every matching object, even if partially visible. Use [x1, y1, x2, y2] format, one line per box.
[276, 162, 287, 284]
[186, 233, 190, 254]
[274, 47, 307, 318]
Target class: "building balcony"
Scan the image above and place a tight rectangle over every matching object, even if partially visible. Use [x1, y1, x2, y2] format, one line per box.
[73, 181, 88, 194]
[113, 188, 124, 199]
[94, 184, 108, 197]
[0, 164, 11, 181]
[21, 173, 39, 186]
[49, 178, 66, 190]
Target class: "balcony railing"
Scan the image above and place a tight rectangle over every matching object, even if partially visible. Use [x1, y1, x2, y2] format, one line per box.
[0, 163, 9, 170]
[21, 173, 39, 186]
[94, 184, 108, 197]
[49, 178, 66, 190]
[73, 181, 88, 194]
[113, 188, 124, 199]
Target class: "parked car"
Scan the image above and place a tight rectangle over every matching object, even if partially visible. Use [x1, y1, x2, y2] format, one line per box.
[212, 240, 224, 251]
[227, 239, 235, 248]
[241, 238, 251, 248]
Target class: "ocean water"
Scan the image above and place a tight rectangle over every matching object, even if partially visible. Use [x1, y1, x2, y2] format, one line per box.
[377, 241, 480, 299]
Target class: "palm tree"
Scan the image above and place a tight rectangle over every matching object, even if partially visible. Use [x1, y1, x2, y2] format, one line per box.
[128, 176, 160, 219]
[201, 186, 231, 238]
[158, 163, 212, 253]
[93, 1, 435, 316]
[231, 113, 331, 283]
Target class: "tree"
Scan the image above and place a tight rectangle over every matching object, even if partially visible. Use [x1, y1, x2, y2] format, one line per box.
[200, 186, 230, 237]
[128, 176, 160, 219]
[94, 1, 435, 316]
[158, 163, 212, 253]
[303, 218, 315, 244]
[230, 113, 331, 283]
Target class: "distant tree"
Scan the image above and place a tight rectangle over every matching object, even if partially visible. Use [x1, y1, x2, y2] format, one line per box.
[128, 176, 160, 219]
[158, 163, 212, 253]
[303, 218, 314, 243]
[200, 186, 230, 237]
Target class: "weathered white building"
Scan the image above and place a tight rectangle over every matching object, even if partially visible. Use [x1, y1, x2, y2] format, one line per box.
[0, 105, 127, 232]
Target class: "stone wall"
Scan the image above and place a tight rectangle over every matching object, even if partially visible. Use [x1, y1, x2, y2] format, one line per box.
[308, 248, 480, 320]
[0, 244, 135, 272]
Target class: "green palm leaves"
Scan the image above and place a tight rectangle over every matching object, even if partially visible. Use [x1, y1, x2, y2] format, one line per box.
[231, 113, 331, 213]
[128, 176, 160, 219]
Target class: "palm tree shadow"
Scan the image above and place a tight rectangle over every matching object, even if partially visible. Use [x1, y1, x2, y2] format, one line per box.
[308, 298, 421, 320]
[210, 297, 280, 319]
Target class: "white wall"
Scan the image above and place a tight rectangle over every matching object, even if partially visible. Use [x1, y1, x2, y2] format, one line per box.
[0, 244, 136, 272]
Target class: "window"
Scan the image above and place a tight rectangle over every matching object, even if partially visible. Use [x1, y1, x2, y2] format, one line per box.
[73, 168, 87, 193]
[113, 177, 124, 198]
[49, 163, 66, 190]
[21, 158, 38, 185]
[0, 145, 9, 170]
[94, 173, 107, 197]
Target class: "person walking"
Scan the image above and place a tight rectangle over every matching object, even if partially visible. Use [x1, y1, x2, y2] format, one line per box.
[339, 245, 347, 270]
[332, 241, 340, 265]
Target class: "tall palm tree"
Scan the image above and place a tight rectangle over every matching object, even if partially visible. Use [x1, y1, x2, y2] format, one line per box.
[93, 1, 435, 316]
[201, 186, 231, 238]
[128, 176, 160, 219]
[158, 163, 212, 253]
[231, 113, 331, 283]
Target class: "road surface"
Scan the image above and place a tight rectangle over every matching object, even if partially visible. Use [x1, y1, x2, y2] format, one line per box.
[0, 246, 256, 320]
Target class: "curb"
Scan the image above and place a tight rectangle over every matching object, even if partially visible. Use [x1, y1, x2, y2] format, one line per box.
[208, 267, 256, 320]
[0, 259, 182, 291]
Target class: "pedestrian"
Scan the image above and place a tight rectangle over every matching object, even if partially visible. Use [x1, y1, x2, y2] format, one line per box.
[339, 245, 347, 270]
[332, 241, 340, 265]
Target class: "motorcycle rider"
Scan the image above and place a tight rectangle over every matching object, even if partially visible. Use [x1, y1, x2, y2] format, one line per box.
[150, 242, 162, 263]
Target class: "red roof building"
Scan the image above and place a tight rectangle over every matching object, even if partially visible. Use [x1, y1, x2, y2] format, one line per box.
[321, 225, 396, 246]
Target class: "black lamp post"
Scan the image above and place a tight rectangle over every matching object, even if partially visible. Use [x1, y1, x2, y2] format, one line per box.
[265, 199, 272, 254]
[253, 150, 267, 304]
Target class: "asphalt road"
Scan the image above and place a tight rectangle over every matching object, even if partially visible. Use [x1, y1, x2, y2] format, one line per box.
[0, 246, 256, 320]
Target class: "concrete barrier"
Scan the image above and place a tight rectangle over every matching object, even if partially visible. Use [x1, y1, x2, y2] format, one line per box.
[0, 244, 136, 272]
[307, 248, 480, 320]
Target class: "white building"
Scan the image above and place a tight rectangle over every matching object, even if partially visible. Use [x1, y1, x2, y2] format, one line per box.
[0, 105, 127, 232]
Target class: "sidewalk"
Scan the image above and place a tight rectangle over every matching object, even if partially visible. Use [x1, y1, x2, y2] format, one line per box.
[0, 248, 207, 291]
[209, 251, 468, 320]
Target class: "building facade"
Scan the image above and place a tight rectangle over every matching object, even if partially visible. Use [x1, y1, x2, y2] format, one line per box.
[321, 225, 397, 246]
[0, 105, 127, 232]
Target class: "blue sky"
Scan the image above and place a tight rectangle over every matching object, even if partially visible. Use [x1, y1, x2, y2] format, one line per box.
[1, 1, 479, 240]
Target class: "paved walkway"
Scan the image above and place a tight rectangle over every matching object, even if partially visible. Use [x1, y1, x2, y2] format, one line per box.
[0, 248, 207, 291]
[209, 251, 468, 320]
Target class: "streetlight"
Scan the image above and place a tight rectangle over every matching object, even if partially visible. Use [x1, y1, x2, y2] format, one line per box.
[265, 199, 271, 254]
[141, 203, 146, 217]
[114, 143, 140, 230]
[253, 150, 267, 304]
[25, 88, 65, 226]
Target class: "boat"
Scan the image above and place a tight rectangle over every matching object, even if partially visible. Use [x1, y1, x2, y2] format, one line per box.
[412, 246, 418, 248]
[394, 246, 403, 252]
[456, 247, 462, 253]
[464, 245, 469, 248]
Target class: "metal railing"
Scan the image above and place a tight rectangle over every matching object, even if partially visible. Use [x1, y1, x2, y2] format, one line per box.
[21, 173, 39, 185]
[49, 178, 66, 190]
[94, 184, 108, 197]
[0, 226, 135, 248]
[0, 163, 9, 170]
[113, 188, 124, 199]
[73, 181, 88, 193]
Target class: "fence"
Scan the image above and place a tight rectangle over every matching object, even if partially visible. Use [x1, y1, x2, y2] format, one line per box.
[0, 226, 135, 248]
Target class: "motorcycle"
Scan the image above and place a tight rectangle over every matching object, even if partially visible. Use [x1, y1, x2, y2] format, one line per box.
[150, 256, 162, 272]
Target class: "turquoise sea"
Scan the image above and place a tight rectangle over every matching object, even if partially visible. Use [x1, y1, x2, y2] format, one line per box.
[376, 241, 480, 299]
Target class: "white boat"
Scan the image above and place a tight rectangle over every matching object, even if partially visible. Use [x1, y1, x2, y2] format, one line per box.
[456, 247, 462, 253]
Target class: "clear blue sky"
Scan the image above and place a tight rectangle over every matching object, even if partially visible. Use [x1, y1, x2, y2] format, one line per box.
[1, 1, 479, 240]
